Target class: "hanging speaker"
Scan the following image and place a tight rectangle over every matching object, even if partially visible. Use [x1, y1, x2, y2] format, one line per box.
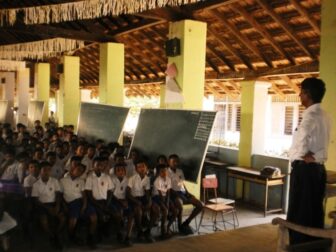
[1, 78, 5, 84]
[165, 37, 181, 57]
[57, 64, 64, 74]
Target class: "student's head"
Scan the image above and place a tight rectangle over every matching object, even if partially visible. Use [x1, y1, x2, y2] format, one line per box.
[168, 154, 179, 169]
[46, 151, 57, 165]
[75, 144, 85, 157]
[129, 149, 140, 161]
[70, 156, 82, 168]
[95, 139, 105, 151]
[99, 150, 110, 160]
[28, 160, 40, 177]
[114, 163, 126, 179]
[3, 147, 15, 161]
[40, 161, 51, 181]
[33, 148, 44, 160]
[156, 155, 168, 165]
[107, 142, 120, 154]
[114, 153, 125, 164]
[135, 159, 148, 177]
[87, 144, 95, 158]
[157, 164, 168, 179]
[17, 151, 29, 163]
[70, 163, 85, 178]
[93, 157, 105, 173]
[300, 78, 326, 107]
[34, 120, 41, 127]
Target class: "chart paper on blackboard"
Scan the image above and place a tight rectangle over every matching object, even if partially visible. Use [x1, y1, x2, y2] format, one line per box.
[77, 102, 129, 143]
[130, 109, 217, 182]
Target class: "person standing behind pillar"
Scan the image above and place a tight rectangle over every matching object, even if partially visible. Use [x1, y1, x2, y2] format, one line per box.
[288, 77, 331, 245]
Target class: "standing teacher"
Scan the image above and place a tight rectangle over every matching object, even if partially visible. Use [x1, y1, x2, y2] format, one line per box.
[288, 77, 331, 245]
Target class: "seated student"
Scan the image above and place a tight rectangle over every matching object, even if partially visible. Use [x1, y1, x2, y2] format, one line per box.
[125, 149, 140, 178]
[152, 155, 168, 177]
[31, 161, 65, 249]
[110, 163, 134, 246]
[81, 144, 96, 174]
[127, 159, 157, 243]
[109, 153, 126, 176]
[0, 148, 20, 182]
[152, 164, 177, 238]
[64, 144, 85, 172]
[168, 154, 203, 235]
[47, 151, 64, 180]
[60, 163, 97, 249]
[32, 148, 44, 163]
[85, 157, 113, 239]
[23, 160, 40, 198]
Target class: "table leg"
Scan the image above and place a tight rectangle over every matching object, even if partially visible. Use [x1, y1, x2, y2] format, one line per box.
[264, 181, 269, 217]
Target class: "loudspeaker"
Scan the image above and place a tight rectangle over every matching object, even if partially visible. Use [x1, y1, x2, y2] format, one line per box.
[165, 37, 180, 57]
[1, 78, 5, 84]
[57, 64, 64, 74]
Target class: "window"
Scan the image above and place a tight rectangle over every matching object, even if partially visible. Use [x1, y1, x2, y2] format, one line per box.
[227, 104, 233, 131]
[284, 106, 294, 135]
[235, 105, 241, 132]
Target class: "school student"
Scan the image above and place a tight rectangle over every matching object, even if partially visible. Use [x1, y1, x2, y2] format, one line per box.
[23, 160, 40, 198]
[60, 163, 97, 248]
[168, 154, 203, 235]
[0, 148, 20, 182]
[127, 159, 157, 243]
[31, 161, 65, 249]
[152, 164, 177, 238]
[110, 163, 133, 246]
[47, 151, 64, 180]
[85, 157, 113, 239]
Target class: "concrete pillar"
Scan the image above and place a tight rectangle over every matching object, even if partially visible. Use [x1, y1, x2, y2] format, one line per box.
[161, 20, 207, 198]
[16, 68, 30, 125]
[160, 19, 207, 110]
[320, 0, 336, 223]
[99, 43, 124, 106]
[58, 56, 80, 128]
[0, 72, 15, 125]
[34, 63, 50, 125]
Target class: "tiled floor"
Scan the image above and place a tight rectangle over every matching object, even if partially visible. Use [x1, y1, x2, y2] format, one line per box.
[8, 204, 286, 251]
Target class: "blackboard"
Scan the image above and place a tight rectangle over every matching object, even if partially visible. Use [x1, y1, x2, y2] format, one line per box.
[28, 101, 45, 128]
[130, 109, 217, 182]
[0, 100, 8, 123]
[77, 102, 129, 143]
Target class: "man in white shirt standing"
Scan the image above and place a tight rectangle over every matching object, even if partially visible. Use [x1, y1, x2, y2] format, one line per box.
[288, 78, 331, 246]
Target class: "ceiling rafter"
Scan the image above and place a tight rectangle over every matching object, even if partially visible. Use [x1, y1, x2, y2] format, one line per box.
[288, 0, 320, 34]
[210, 9, 274, 68]
[231, 3, 295, 65]
[281, 75, 300, 94]
[207, 44, 235, 71]
[271, 82, 286, 99]
[214, 81, 237, 99]
[256, 0, 315, 59]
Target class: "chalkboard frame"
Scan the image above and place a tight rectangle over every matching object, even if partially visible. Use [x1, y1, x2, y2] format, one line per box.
[129, 108, 217, 183]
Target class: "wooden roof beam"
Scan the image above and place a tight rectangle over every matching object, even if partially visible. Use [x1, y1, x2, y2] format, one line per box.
[271, 83, 286, 99]
[281, 76, 300, 94]
[210, 9, 274, 68]
[256, 0, 315, 59]
[289, 0, 320, 34]
[205, 82, 225, 98]
[215, 81, 237, 99]
[207, 28, 255, 70]
[231, 3, 295, 65]
[207, 44, 235, 71]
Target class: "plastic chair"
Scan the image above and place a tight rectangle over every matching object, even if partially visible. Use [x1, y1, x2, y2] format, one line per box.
[197, 177, 238, 234]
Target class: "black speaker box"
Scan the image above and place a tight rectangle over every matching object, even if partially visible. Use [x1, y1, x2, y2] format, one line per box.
[57, 64, 64, 74]
[165, 37, 181, 57]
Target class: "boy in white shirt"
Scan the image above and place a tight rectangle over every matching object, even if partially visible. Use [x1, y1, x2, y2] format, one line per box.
[0, 148, 20, 181]
[31, 161, 65, 249]
[168, 154, 203, 235]
[23, 160, 40, 198]
[110, 163, 133, 246]
[60, 163, 97, 249]
[47, 151, 64, 180]
[85, 157, 113, 239]
[127, 159, 157, 243]
[153, 164, 177, 238]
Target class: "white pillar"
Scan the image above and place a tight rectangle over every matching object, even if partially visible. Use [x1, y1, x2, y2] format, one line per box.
[0, 72, 15, 125]
[17, 68, 30, 125]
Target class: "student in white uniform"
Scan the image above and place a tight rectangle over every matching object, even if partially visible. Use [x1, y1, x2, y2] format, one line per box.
[127, 159, 157, 243]
[31, 161, 65, 250]
[60, 163, 97, 249]
[47, 151, 64, 180]
[168, 154, 203, 235]
[85, 157, 113, 239]
[0, 148, 20, 181]
[152, 164, 177, 238]
[110, 163, 134, 246]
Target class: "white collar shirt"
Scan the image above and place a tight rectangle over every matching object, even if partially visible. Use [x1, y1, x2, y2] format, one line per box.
[168, 168, 186, 192]
[85, 172, 113, 200]
[111, 176, 128, 200]
[23, 174, 37, 188]
[60, 173, 85, 203]
[289, 103, 331, 163]
[0, 161, 20, 181]
[153, 176, 171, 196]
[127, 173, 150, 197]
[31, 177, 61, 203]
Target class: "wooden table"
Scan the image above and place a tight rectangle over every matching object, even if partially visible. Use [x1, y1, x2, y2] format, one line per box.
[226, 166, 286, 217]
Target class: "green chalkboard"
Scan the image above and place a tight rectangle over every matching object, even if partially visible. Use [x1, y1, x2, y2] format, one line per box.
[130, 109, 217, 182]
[0, 100, 8, 123]
[28, 101, 45, 128]
[77, 102, 129, 143]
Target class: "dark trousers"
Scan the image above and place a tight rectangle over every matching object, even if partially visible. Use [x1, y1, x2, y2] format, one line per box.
[287, 160, 326, 245]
